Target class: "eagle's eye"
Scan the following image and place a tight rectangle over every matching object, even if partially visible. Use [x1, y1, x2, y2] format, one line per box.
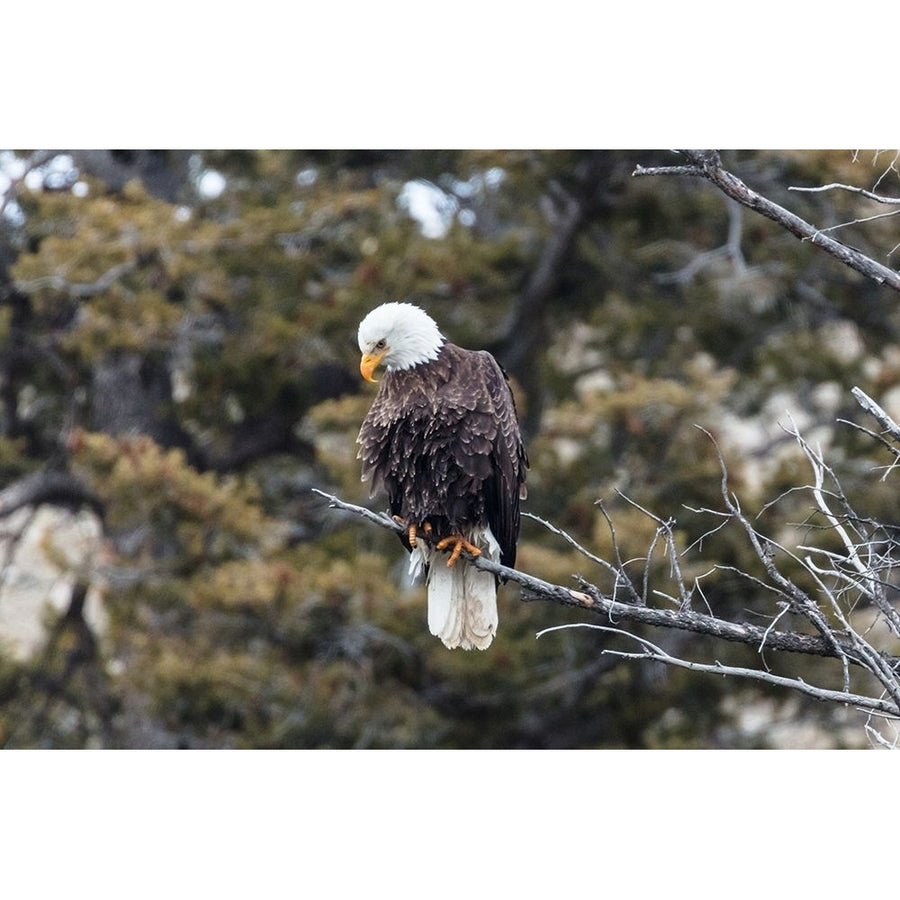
[375, 339, 387, 350]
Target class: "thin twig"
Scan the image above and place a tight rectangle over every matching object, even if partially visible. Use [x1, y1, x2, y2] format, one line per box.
[787, 182, 900, 205]
[535, 624, 898, 716]
[852, 386, 900, 443]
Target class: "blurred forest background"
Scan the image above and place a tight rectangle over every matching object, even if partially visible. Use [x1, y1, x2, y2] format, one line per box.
[1, 148, 899, 749]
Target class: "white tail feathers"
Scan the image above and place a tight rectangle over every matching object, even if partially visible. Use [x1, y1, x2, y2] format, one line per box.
[408, 526, 500, 650]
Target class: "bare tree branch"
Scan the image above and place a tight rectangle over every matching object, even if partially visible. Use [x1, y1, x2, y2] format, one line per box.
[851, 385, 900, 444]
[814, 208, 900, 236]
[316, 478, 900, 735]
[0, 470, 103, 520]
[655, 195, 748, 286]
[536, 624, 899, 717]
[314, 382, 900, 737]
[788, 183, 900, 205]
[311, 488, 592, 609]
[13, 259, 137, 299]
[311, 487, 900, 678]
[633, 150, 900, 292]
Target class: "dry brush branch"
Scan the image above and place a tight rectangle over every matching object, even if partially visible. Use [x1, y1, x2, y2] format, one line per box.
[313, 464, 900, 724]
[313, 388, 900, 739]
[320, 386, 900, 733]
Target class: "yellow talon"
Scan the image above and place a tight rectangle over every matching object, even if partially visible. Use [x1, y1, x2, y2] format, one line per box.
[435, 534, 482, 567]
[392, 516, 420, 548]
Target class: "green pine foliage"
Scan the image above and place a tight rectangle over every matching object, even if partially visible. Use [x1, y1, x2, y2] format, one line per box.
[1, 149, 899, 748]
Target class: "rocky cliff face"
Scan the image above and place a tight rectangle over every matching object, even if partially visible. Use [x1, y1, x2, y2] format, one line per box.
[0, 505, 106, 660]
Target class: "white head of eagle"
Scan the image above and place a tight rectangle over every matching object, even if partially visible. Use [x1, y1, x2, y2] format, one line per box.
[357, 301, 444, 380]
[356, 302, 528, 652]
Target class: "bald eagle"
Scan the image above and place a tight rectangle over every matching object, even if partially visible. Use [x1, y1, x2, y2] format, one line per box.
[357, 302, 528, 650]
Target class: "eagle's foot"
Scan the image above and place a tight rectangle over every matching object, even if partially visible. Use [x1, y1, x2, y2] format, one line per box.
[435, 534, 482, 567]
[392, 517, 433, 549]
[392, 515, 417, 547]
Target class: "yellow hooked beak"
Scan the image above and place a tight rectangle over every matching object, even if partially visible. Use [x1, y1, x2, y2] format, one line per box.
[360, 349, 386, 383]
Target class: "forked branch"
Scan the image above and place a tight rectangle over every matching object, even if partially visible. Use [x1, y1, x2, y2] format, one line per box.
[313, 425, 900, 725]
[633, 150, 900, 292]
[312, 488, 881, 663]
[315, 389, 900, 735]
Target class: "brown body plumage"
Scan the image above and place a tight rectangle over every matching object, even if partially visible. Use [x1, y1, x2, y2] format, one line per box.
[358, 343, 527, 568]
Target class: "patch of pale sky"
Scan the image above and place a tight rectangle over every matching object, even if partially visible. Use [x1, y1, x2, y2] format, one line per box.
[0, 150, 26, 181]
[197, 169, 226, 200]
[399, 180, 456, 239]
[400, 168, 504, 238]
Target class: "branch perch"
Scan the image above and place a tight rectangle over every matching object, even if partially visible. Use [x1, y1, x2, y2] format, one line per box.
[313, 483, 900, 723]
[313, 389, 900, 729]
[311, 488, 586, 608]
[311, 488, 900, 677]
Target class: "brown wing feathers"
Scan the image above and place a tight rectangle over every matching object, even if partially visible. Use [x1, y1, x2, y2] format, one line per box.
[358, 343, 527, 568]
